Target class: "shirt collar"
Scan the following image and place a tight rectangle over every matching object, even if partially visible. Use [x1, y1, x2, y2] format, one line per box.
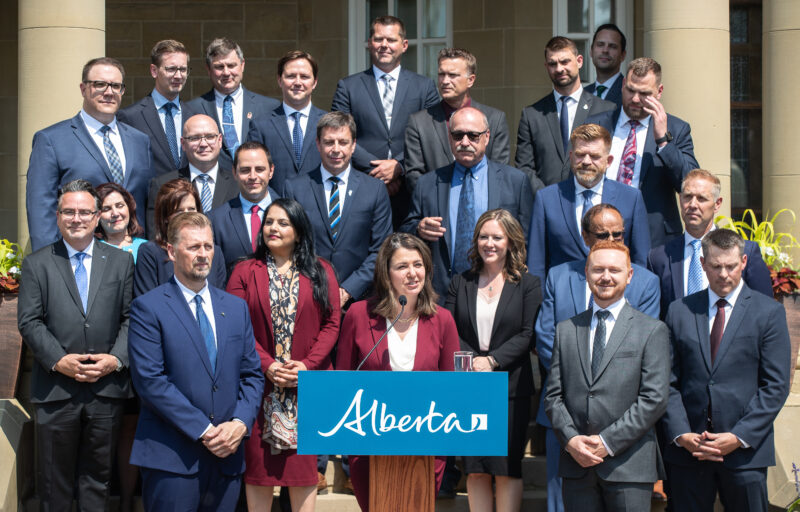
[708, 278, 744, 309]
[239, 192, 272, 212]
[684, 225, 716, 247]
[373, 64, 401, 82]
[80, 109, 118, 135]
[595, 72, 622, 90]
[320, 164, 351, 185]
[441, 97, 471, 119]
[214, 85, 243, 103]
[592, 296, 626, 321]
[174, 276, 211, 306]
[553, 86, 583, 105]
[64, 238, 95, 259]
[189, 162, 219, 182]
[151, 88, 180, 110]
[454, 155, 488, 180]
[574, 176, 604, 196]
[617, 108, 651, 130]
[283, 102, 312, 118]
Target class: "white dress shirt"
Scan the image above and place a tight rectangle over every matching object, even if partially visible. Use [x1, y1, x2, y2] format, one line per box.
[283, 102, 312, 143]
[387, 318, 418, 371]
[81, 110, 127, 176]
[606, 110, 650, 189]
[239, 192, 274, 243]
[573, 176, 604, 233]
[553, 86, 584, 135]
[189, 163, 220, 201]
[64, 238, 95, 289]
[214, 85, 244, 142]
[592, 73, 622, 100]
[321, 165, 351, 213]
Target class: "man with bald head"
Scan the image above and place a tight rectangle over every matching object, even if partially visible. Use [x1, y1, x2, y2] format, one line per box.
[146, 114, 239, 236]
[401, 106, 534, 298]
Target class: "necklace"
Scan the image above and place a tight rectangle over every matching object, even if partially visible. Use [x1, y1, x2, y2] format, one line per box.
[480, 272, 504, 294]
[396, 315, 418, 326]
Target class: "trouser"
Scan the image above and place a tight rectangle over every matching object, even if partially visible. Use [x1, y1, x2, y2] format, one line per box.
[562, 469, 652, 512]
[668, 462, 767, 512]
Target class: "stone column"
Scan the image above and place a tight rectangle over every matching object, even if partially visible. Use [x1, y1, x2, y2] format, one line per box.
[644, 2, 731, 218]
[763, 1, 800, 259]
[17, 0, 105, 250]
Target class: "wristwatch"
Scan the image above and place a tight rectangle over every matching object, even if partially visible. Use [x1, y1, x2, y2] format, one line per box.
[655, 131, 673, 145]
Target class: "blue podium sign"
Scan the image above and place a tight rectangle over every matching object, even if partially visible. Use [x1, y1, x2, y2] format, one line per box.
[297, 371, 508, 456]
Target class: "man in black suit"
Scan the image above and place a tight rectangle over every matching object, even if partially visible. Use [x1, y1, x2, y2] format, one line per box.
[146, 114, 239, 236]
[18, 179, 134, 510]
[332, 15, 440, 226]
[584, 24, 627, 107]
[401, 106, 534, 299]
[246, 50, 326, 195]
[118, 39, 190, 177]
[515, 36, 615, 192]
[185, 37, 280, 168]
[284, 111, 392, 308]
[404, 47, 510, 192]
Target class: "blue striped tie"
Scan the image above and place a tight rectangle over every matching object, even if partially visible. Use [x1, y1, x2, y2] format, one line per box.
[222, 95, 239, 158]
[162, 102, 181, 168]
[195, 173, 213, 213]
[100, 125, 124, 184]
[194, 295, 217, 372]
[687, 239, 704, 294]
[74, 252, 88, 313]
[291, 111, 303, 167]
[328, 177, 341, 239]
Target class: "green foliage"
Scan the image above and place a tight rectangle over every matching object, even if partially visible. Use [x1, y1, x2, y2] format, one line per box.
[0, 239, 23, 293]
[715, 209, 800, 270]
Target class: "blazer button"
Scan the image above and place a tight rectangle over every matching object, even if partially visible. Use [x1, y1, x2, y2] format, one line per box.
[709, 380, 714, 386]
[212, 385, 218, 392]
[84, 323, 90, 328]
[209, 414, 214, 420]
[589, 393, 594, 398]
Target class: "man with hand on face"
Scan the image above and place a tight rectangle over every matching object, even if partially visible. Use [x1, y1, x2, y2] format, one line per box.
[584, 24, 627, 107]
[284, 111, 392, 308]
[586, 57, 699, 247]
[544, 241, 670, 512]
[128, 212, 263, 511]
[18, 179, 135, 510]
[208, 141, 279, 275]
[662, 229, 791, 512]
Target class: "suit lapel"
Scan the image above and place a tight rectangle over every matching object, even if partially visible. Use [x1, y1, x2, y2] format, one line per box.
[142, 95, 174, 164]
[573, 91, 594, 128]
[309, 170, 334, 242]
[557, 180, 585, 252]
[53, 241, 85, 314]
[489, 280, 516, 344]
[695, 292, 713, 373]
[164, 280, 215, 378]
[713, 286, 751, 371]
[465, 276, 479, 343]
[592, 302, 634, 382]
[390, 70, 411, 133]
[640, 121, 656, 186]
[253, 261, 275, 340]
[299, 107, 323, 169]
[241, 87, 255, 137]
[486, 162, 500, 209]
[228, 198, 253, 256]
[574, 309, 593, 385]
[437, 166, 454, 260]
[543, 95, 566, 161]
[85, 243, 109, 316]
[361, 70, 389, 133]
[210, 288, 227, 380]
[569, 266, 586, 315]
[339, 171, 361, 234]
[118, 124, 138, 187]
[667, 237, 685, 300]
[71, 115, 114, 182]
[271, 106, 296, 168]
[430, 104, 452, 161]
[368, 312, 390, 369]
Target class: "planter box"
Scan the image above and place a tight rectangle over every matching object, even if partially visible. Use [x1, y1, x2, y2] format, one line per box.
[0, 293, 22, 399]
[779, 294, 800, 389]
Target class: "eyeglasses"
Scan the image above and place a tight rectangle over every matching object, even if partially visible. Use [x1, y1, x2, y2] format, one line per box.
[83, 80, 126, 94]
[183, 134, 220, 144]
[450, 130, 488, 142]
[162, 66, 190, 76]
[590, 230, 625, 240]
[58, 209, 98, 220]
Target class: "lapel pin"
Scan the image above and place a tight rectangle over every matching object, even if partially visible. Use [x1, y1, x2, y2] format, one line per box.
[247, 112, 253, 119]
[348, 190, 353, 196]
[583, 104, 589, 110]
[221, 312, 225, 317]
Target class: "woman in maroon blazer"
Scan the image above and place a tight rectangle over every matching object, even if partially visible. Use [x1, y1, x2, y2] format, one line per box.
[227, 198, 341, 512]
[336, 232, 460, 511]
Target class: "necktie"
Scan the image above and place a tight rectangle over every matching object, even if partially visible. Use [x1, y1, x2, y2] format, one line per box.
[452, 168, 476, 274]
[162, 102, 180, 168]
[250, 204, 261, 252]
[592, 310, 611, 378]
[687, 239, 704, 294]
[328, 177, 341, 240]
[581, 190, 593, 229]
[617, 120, 639, 185]
[100, 125, 124, 184]
[194, 295, 217, 372]
[195, 173, 212, 213]
[222, 95, 239, 158]
[74, 252, 88, 313]
[381, 74, 395, 127]
[291, 111, 303, 167]
[559, 96, 570, 153]
[595, 84, 607, 97]
[710, 298, 727, 364]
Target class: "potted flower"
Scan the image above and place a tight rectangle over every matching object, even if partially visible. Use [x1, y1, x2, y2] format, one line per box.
[0, 238, 23, 398]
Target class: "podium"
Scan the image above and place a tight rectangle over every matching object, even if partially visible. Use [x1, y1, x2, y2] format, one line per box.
[298, 371, 508, 511]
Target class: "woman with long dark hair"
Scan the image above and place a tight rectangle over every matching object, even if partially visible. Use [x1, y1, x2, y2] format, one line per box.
[95, 182, 147, 262]
[227, 198, 341, 512]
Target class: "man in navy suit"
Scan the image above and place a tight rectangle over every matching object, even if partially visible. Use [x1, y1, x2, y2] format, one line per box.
[662, 229, 791, 512]
[515, 36, 615, 192]
[648, 169, 773, 319]
[584, 24, 627, 107]
[586, 57, 699, 247]
[332, 15, 440, 226]
[117, 39, 190, 177]
[534, 203, 660, 512]
[26, 57, 154, 251]
[208, 141, 279, 275]
[401, 107, 534, 299]
[284, 111, 392, 307]
[128, 212, 263, 511]
[527, 123, 650, 281]
[246, 50, 326, 195]
[185, 38, 280, 169]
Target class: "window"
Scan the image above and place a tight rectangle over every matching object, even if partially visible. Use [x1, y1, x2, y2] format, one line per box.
[348, 0, 452, 79]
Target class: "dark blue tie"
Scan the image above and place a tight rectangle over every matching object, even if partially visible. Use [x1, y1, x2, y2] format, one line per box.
[222, 95, 238, 158]
[291, 111, 303, 167]
[194, 295, 217, 372]
[559, 96, 570, 153]
[162, 102, 180, 168]
[452, 168, 475, 274]
[74, 252, 88, 313]
[591, 310, 610, 378]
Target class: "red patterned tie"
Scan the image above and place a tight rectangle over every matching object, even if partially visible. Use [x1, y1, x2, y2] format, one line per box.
[710, 298, 727, 364]
[250, 204, 261, 252]
[617, 120, 639, 185]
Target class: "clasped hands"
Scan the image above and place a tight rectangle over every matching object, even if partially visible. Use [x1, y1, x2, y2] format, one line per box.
[202, 421, 247, 458]
[369, 159, 402, 196]
[55, 353, 118, 382]
[677, 431, 742, 462]
[266, 360, 307, 388]
[566, 435, 609, 468]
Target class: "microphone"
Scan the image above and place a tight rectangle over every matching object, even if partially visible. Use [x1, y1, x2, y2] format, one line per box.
[355, 295, 407, 371]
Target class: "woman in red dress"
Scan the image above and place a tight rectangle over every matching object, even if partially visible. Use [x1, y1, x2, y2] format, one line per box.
[227, 198, 340, 512]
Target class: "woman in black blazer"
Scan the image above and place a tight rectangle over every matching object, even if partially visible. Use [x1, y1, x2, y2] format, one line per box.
[445, 208, 542, 512]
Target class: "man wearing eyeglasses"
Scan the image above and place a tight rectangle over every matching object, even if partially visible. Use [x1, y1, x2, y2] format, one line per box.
[118, 40, 191, 178]
[527, 123, 650, 282]
[26, 57, 154, 251]
[401, 106, 533, 300]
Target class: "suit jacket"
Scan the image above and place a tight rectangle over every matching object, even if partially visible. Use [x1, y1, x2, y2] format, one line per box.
[133, 241, 227, 297]
[336, 300, 459, 371]
[404, 100, 510, 192]
[185, 86, 281, 169]
[586, 107, 699, 247]
[26, 113, 154, 251]
[527, 178, 650, 281]
[117, 94, 188, 177]
[128, 278, 264, 476]
[514, 90, 615, 192]
[145, 164, 238, 238]
[584, 75, 623, 108]
[283, 168, 393, 300]
[647, 235, 774, 319]
[331, 67, 439, 171]
[245, 104, 327, 195]
[17, 240, 134, 403]
[534, 260, 661, 427]
[544, 303, 670, 482]
[444, 272, 542, 397]
[662, 285, 791, 469]
[400, 160, 534, 299]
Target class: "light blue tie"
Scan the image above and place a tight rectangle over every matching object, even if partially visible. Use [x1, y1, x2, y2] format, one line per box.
[74, 252, 88, 313]
[687, 239, 704, 294]
[162, 102, 181, 168]
[581, 190, 593, 228]
[222, 95, 239, 158]
[291, 111, 303, 167]
[100, 125, 124, 184]
[195, 173, 212, 213]
[452, 168, 475, 274]
[194, 295, 217, 372]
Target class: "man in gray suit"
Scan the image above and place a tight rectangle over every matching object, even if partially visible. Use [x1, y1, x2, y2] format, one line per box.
[544, 240, 670, 511]
[515, 36, 615, 192]
[404, 48, 510, 192]
[18, 179, 134, 510]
